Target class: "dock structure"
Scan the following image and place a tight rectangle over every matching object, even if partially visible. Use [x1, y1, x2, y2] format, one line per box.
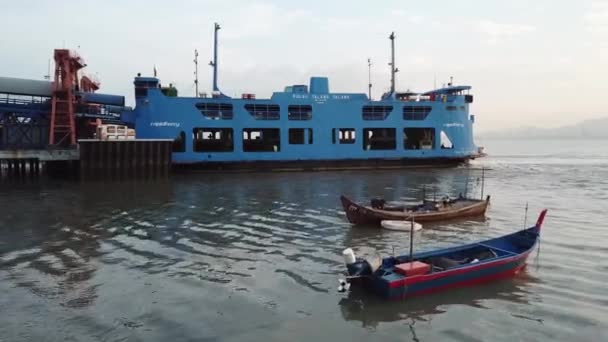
[0, 148, 78, 178]
[0, 140, 172, 180]
[78, 139, 172, 181]
[0, 48, 172, 181]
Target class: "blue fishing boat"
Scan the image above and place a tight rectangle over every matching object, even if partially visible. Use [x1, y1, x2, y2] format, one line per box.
[123, 24, 482, 170]
[340, 209, 548, 299]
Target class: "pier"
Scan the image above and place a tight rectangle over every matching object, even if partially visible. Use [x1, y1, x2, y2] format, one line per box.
[0, 140, 172, 180]
[78, 139, 172, 181]
[0, 48, 172, 181]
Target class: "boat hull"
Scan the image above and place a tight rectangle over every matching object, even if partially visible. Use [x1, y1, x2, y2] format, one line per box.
[380, 251, 530, 299]
[340, 195, 490, 225]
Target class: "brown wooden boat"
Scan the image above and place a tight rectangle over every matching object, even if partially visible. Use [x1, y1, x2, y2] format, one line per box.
[340, 194, 491, 225]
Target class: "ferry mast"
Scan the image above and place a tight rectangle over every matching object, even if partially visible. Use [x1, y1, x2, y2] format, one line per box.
[209, 22, 221, 93]
[389, 32, 399, 95]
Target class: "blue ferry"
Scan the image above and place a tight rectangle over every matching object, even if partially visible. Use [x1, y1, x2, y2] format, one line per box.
[123, 24, 481, 170]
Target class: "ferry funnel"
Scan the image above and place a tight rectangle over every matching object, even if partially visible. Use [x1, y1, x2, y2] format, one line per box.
[309, 77, 329, 94]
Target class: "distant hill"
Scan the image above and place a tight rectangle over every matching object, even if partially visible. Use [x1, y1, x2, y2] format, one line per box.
[477, 117, 608, 140]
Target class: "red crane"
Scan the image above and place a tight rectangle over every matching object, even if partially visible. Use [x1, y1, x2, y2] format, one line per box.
[49, 49, 85, 146]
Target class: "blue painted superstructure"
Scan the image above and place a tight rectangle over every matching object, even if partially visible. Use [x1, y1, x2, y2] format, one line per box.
[125, 25, 480, 169]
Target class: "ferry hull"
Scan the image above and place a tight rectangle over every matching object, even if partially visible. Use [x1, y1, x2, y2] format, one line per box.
[172, 157, 468, 172]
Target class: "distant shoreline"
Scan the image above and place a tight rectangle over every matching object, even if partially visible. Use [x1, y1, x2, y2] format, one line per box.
[474, 117, 608, 141]
[475, 136, 608, 140]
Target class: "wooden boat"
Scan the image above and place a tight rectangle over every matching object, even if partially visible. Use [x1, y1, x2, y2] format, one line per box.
[340, 209, 548, 300]
[340, 194, 491, 225]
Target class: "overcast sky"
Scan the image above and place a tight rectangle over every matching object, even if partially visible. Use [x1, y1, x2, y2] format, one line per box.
[1, 0, 606, 131]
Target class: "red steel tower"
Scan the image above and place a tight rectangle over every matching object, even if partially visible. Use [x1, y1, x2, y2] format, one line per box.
[49, 49, 85, 146]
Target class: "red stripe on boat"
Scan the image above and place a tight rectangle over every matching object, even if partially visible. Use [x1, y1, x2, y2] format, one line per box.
[388, 252, 530, 289]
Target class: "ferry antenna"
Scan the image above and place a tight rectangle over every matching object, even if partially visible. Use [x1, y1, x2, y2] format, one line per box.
[194, 49, 199, 97]
[388, 32, 399, 95]
[367, 58, 372, 100]
[210, 22, 221, 93]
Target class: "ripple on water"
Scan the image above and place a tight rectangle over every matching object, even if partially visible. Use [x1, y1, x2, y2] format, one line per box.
[1, 140, 608, 340]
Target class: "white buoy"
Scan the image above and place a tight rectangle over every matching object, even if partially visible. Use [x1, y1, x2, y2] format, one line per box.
[380, 220, 423, 231]
[342, 248, 357, 265]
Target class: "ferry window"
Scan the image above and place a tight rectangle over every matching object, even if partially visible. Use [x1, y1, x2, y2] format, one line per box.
[135, 87, 148, 98]
[243, 128, 280, 152]
[446, 106, 457, 111]
[288, 105, 312, 120]
[362, 105, 393, 120]
[333, 128, 356, 144]
[404, 128, 435, 150]
[244, 104, 280, 120]
[363, 128, 396, 150]
[193, 128, 234, 152]
[172, 131, 186, 152]
[289, 128, 313, 144]
[403, 106, 431, 120]
[195, 103, 233, 120]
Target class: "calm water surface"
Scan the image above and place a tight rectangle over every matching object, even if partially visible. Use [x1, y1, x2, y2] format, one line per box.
[1, 139, 607, 341]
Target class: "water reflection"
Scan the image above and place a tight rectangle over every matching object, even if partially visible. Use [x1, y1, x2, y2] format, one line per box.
[338, 272, 540, 329]
[341, 215, 491, 259]
[0, 180, 172, 309]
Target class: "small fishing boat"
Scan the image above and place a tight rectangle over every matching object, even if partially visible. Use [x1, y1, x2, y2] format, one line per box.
[339, 209, 548, 299]
[340, 194, 491, 225]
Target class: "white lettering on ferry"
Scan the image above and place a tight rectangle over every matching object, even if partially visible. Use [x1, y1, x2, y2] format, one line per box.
[443, 123, 465, 128]
[150, 121, 181, 128]
[291, 94, 351, 100]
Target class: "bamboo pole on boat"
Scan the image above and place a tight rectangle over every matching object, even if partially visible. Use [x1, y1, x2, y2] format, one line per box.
[464, 168, 470, 199]
[481, 167, 485, 200]
[409, 215, 414, 262]
[523, 202, 529, 229]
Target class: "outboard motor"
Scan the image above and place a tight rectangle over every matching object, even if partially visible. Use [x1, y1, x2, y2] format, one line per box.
[339, 248, 379, 292]
[342, 248, 373, 278]
[371, 198, 386, 209]
[342, 248, 357, 265]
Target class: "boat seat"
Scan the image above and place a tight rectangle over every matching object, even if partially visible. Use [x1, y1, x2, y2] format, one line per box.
[423, 256, 467, 270]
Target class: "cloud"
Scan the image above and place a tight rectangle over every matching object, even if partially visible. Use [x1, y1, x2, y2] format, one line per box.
[584, 0, 608, 35]
[220, 3, 313, 40]
[477, 20, 536, 44]
[390, 10, 424, 24]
